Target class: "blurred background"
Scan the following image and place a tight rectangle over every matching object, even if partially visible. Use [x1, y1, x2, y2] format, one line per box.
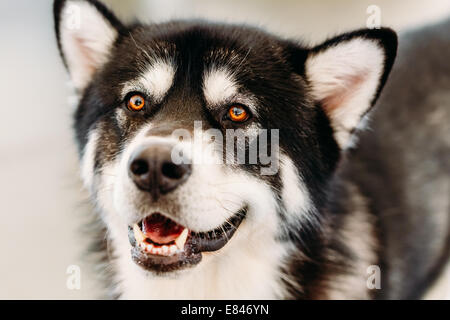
[0, 0, 448, 299]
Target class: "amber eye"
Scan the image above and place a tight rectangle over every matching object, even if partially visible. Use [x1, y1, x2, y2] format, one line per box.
[228, 105, 250, 122]
[127, 94, 145, 111]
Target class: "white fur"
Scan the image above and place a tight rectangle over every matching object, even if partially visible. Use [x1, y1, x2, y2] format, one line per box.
[424, 262, 450, 299]
[59, 0, 118, 91]
[279, 155, 316, 228]
[87, 122, 293, 299]
[115, 109, 128, 129]
[112, 180, 289, 299]
[306, 38, 385, 148]
[80, 126, 99, 191]
[122, 59, 176, 103]
[112, 124, 267, 231]
[203, 67, 239, 106]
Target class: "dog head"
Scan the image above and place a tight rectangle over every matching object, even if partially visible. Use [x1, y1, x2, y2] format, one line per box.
[54, 0, 396, 278]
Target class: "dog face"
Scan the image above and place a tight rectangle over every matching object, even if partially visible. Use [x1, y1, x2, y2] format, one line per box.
[54, 0, 396, 283]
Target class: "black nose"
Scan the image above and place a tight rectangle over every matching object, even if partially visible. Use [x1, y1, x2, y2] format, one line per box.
[128, 144, 191, 200]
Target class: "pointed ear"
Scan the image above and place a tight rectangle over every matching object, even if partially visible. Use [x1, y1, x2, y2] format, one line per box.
[54, 0, 124, 91]
[305, 29, 397, 148]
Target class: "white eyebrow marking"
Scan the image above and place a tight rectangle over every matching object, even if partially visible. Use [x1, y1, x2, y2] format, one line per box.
[203, 67, 239, 106]
[122, 59, 176, 102]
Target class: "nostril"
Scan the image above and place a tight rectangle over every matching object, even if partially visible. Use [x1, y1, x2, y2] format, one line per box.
[130, 159, 149, 176]
[161, 162, 189, 180]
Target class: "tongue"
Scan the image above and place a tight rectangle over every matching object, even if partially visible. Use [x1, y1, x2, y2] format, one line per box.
[142, 213, 185, 244]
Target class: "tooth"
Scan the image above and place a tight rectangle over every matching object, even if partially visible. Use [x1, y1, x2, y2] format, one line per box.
[169, 245, 177, 255]
[146, 243, 153, 252]
[133, 223, 145, 243]
[175, 228, 189, 250]
[162, 245, 169, 255]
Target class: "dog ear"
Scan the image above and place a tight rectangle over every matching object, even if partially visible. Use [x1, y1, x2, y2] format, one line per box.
[54, 0, 124, 92]
[305, 29, 397, 148]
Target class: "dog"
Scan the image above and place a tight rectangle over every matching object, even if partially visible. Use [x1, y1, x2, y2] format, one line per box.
[53, 0, 449, 299]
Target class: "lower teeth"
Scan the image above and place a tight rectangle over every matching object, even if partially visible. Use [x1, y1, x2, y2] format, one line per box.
[140, 242, 180, 256]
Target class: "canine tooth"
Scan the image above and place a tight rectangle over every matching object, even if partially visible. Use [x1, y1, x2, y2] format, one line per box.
[146, 243, 153, 252]
[175, 228, 189, 250]
[133, 223, 145, 243]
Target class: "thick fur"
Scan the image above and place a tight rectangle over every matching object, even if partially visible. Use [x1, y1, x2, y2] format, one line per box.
[347, 19, 450, 299]
[53, 0, 449, 299]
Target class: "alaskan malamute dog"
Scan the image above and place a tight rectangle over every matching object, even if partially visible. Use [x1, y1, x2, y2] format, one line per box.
[53, 0, 449, 299]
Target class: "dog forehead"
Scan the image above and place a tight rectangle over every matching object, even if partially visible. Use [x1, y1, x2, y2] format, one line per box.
[115, 29, 253, 113]
[78, 24, 302, 149]
[125, 24, 256, 71]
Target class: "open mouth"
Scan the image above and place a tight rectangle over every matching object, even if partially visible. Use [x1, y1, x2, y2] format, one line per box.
[128, 208, 246, 273]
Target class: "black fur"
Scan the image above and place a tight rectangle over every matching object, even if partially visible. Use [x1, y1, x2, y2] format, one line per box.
[346, 18, 450, 299]
[54, 0, 449, 299]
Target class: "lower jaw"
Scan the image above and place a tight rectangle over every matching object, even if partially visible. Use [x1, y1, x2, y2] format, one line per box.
[131, 246, 202, 274]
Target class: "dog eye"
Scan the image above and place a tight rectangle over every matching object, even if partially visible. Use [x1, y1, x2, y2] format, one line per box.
[227, 105, 250, 122]
[127, 94, 145, 111]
